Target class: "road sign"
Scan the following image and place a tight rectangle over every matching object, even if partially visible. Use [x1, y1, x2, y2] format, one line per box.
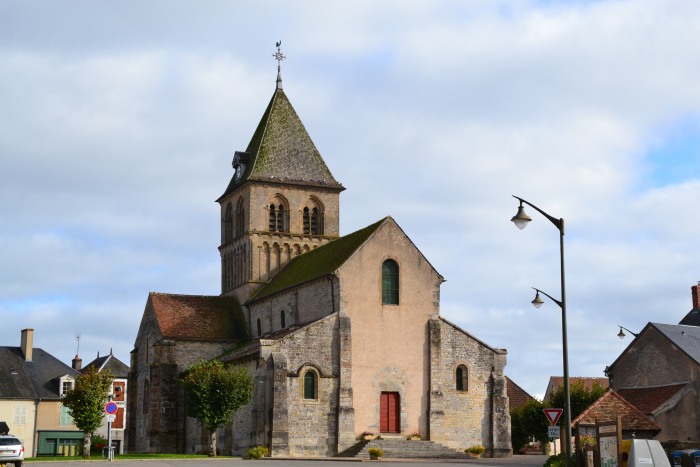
[106, 414, 116, 423]
[548, 426, 561, 439]
[105, 401, 118, 415]
[544, 408, 563, 426]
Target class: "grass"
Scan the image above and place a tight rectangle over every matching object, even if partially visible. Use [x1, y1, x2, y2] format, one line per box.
[25, 453, 241, 462]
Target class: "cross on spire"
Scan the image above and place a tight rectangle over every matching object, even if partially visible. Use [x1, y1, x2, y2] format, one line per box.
[273, 41, 285, 90]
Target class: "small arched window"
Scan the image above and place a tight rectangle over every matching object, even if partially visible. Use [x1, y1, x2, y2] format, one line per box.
[268, 202, 289, 233]
[142, 379, 150, 414]
[303, 370, 317, 400]
[382, 259, 399, 305]
[235, 198, 245, 238]
[256, 318, 262, 337]
[456, 365, 468, 391]
[223, 203, 233, 244]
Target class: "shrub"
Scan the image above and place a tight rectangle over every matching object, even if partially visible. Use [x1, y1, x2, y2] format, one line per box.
[247, 445, 270, 459]
[407, 431, 422, 440]
[368, 447, 383, 459]
[544, 453, 567, 467]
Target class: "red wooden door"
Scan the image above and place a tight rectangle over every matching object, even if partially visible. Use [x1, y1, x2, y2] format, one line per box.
[380, 392, 400, 433]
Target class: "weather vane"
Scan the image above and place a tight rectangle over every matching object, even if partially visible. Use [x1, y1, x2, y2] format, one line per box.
[273, 41, 285, 89]
[273, 41, 285, 72]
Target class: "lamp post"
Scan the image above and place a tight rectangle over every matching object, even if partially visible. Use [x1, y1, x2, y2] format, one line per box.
[511, 195, 573, 466]
[617, 325, 638, 339]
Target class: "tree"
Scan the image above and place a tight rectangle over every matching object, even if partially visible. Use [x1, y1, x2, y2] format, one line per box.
[182, 360, 254, 457]
[548, 380, 607, 421]
[62, 366, 113, 458]
[511, 398, 550, 453]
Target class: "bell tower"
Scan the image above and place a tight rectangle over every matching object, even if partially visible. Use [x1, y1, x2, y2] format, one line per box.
[217, 44, 344, 302]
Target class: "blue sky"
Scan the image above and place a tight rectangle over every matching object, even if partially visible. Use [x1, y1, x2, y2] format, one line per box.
[2, 0, 700, 400]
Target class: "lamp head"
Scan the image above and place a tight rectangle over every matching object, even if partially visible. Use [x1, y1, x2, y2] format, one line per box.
[531, 291, 545, 309]
[618, 328, 626, 339]
[511, 203, 532, 230]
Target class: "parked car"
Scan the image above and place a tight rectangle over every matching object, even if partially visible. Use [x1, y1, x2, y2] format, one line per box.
[0, 434, 24, 467]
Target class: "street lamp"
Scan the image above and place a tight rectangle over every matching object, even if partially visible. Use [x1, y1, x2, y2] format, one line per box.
[617, 325, 638, 339]
[511, 195, 573, 466]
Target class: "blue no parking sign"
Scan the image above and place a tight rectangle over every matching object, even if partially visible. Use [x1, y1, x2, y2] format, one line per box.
[105, 401, 118, 415]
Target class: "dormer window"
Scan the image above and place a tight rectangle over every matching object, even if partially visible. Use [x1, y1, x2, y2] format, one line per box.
[59, 376, 75, 397]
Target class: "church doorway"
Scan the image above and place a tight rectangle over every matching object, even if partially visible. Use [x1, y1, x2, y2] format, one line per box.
[379, 392, 400, 433]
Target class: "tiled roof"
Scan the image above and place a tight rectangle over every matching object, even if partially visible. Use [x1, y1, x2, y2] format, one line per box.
[572, 390, 660, 432]
[0, 346, 80, 400]
[150, 293, 248, 341]
[679, 307, 700, 326]
[506, 377, 535, 410]
[617, 383, 688, 415]
[248, 218, 387, 303]
[218, 88, 343, 201]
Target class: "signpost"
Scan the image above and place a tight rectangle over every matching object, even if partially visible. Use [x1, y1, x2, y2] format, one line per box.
[544, 408, 564, 455]
[104, 400, 118, 461]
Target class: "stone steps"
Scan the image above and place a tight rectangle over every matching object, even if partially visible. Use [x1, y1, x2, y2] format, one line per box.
[340, 437, 469, 459]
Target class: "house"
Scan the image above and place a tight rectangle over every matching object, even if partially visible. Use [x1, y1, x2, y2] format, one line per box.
[506, 377, 535, 411]
[0, 329, 82, 457]
[606, 297, 700, 442]
[127, 56, 512, 458]
[75, 350, 129, 454]
[572, 389, 660, 440]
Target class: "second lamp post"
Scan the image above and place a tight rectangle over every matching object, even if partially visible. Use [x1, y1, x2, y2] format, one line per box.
[511, 195, 573, 466]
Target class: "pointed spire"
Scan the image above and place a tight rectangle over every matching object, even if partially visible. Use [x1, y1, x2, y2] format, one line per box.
[273, 41, 285, 90]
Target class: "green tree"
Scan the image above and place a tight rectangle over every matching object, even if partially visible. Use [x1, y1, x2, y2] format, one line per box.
[62, 366, 113, 458]
[548, 380, 607, 421]
[511, 398, 550, 453]
[182, 360, 254, 457]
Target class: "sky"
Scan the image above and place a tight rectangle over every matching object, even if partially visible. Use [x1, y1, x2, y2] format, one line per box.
[2, 0, 700, 400]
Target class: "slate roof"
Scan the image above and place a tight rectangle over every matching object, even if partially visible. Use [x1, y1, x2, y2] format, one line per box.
[679, 307, 700, 326]
[150, 293, 248, 341]
[506, 377, 535, 411]
[617, 383, 688, 415]
[248, 218, 387, 303]
[0, 346, 79, 400]
[83, 351, 130, 378]
[651, 322, 700, 364]
[572, 389, 661, 432]
[218, 87, 343, 201]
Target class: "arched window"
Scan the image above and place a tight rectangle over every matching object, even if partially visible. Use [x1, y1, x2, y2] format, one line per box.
[456, 365, 468, 391]
[268, 202, 289, 233]
[382, 259, 399, 305]
[280, 310, 286, 328]
[142, 379, 150, 414]
[303, 370, 317, 400]
[223, 203, 233, 244]
[256, 318, 262, 337]
[303, 201, 324, 235]
[235, 198, 245, 238]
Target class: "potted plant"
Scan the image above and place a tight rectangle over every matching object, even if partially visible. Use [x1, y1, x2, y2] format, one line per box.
[360, 431, 376, 441]
[465, 445, 486, 458]
[406, 431, 422, 441]
[368, 447, 383, 460]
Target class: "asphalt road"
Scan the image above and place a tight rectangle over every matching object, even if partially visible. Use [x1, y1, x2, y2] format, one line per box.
[25, 454, 547, 467]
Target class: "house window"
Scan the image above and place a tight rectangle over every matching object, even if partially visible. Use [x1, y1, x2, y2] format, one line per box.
[303, 370, 317, 400]
[59, 405, 73, 426]
[60, 376, 74, 397]
[382, 259, 399, 305]
[456, 365, 468, 391]
[14, 406, 27, 425]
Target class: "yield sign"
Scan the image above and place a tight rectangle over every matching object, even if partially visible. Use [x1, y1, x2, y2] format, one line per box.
[543, 408, 563, 426]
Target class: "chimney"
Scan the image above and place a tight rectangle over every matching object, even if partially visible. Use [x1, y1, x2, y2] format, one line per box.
[72, 355, 82, 371]
[693, 283, 700, 309]
[20, 328, 34, 362]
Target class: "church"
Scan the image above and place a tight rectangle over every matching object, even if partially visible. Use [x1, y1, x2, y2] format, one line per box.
[126, 51, 512, 458]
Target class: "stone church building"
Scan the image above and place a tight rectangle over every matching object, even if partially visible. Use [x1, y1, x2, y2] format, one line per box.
[127, 65, 511, 458]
